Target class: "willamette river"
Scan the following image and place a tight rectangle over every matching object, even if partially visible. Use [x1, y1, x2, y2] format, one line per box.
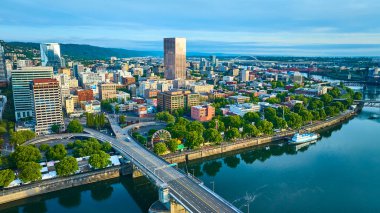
[1, 84, 380, 213]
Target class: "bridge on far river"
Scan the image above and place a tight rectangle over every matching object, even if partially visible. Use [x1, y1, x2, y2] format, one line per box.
[26, 120, 242, 213]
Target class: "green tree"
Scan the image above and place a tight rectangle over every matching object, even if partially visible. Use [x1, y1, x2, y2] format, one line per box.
[266, 97, 281, 104]
[39, 144, 50, 152]
[89, 151, 111, 169]
[119, 115, 126, 124]
[243, 112, 261, 124]
[11, 145, 42, 166]
[224, 128, 240, 141]
[67, 119, 83, 133]
[264, 108, 277, 122]
[155, 111, 175, 123]
[153, 142, 168, 155]
[273, 117, 287, 129]
[165, 139, 179, 152]
[203, 128, 223, 143]
[329, 87, 341, 98]
[319, 109, 327, 120]
[176, 117, 190, 126]
[51, 124, 61, 134]
[298, 109, 313, 124]
[242, 124, 260, 137]
[353, 92, 363, 100]
[325, 106, 339, 116]
[187, 121, 206, 134]
[257, 120, 274, 135]
[207, 119, 225, 132]
[184, 131, 204, 149]
[46, 144, 67, 161]
[292, 103, 305, 113]
[320, 94, 334, 105]
[10, 130, 36, 146]
[55, 156, 79, 176]
[0, 126, 7, 136]
[223, 115, 243, 129]
[101, 142, 113, 152]
[18, 162, 42, 182]
[0, 169, 15, 187]
[285, 112, 303, 129]
[308, 99, 324, 110]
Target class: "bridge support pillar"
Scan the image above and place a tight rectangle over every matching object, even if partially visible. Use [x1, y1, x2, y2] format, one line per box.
[169, 200, 187, 213]
[132, 165, 143, 178]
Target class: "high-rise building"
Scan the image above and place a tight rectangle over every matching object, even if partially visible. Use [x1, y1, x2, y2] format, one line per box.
[157, 90, 200, 112]
[32, 78, 64, 135]
[0, 44, 7, 83]
[210, 55, 217, 67]
[40, 43, 64, 72]
[12, 67, 54, 120]
[99, 83, 117, 100]
[73, 63, 84, 78]
[164, 38, 186, 80]
[240, 70, 250, 82]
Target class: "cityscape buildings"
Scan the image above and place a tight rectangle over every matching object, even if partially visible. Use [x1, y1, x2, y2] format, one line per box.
[12, 66, 54, 121]
[99, 83, 117, 100]
[40, 43, 64, 72]
[0, 44, 7, 85]
[32, 78, 64, 135]
[164, 38, 186, 80]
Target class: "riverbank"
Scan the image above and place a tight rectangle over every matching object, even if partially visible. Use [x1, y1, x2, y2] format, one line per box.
[163, 107, 361, 164]
[0, 166, 121, 205]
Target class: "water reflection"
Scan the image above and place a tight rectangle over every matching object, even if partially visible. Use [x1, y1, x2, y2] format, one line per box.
[90, 183, 114, 201]
[23, 202, 47, 213]
[223, 156, 240, 168]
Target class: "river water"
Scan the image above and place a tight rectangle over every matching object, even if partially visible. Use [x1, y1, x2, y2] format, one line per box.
[1, 84, 380, 213]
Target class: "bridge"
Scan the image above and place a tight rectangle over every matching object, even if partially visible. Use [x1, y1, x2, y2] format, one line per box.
[26, 119, 242, 213]
[355, 100, 380, 108]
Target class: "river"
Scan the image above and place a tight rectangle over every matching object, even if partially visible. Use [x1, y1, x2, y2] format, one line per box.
[1, 84, 380, 213]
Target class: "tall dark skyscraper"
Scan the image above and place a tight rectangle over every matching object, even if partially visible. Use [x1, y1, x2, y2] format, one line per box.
[164, 38, 186, 80]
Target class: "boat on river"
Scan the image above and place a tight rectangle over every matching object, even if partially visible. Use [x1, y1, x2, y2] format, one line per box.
[289, 132, 320, 144]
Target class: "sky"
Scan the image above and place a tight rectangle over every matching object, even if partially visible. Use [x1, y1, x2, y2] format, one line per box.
[1, 0, 380, 56]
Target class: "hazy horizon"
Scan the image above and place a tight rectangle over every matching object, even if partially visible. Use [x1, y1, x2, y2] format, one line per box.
[1, 0, 380, 56]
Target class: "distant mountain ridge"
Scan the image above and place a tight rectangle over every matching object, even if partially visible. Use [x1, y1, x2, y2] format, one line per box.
[5, 42, 162, 60]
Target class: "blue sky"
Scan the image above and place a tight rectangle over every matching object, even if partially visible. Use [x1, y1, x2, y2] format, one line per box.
[1, 0, 380, 56]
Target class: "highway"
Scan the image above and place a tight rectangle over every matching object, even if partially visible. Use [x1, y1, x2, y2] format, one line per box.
[27, 119, 241, 213]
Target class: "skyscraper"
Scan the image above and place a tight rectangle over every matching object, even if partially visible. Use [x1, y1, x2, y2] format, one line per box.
[164, 38, 186, 80]
[0, 43, 7, 83]
[32, 78, 64, 135]
[12, 67, 54, 121]
[40, 43, 64, 72]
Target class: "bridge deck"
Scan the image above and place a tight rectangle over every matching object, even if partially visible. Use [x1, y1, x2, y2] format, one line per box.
[27, 121, 241, 213]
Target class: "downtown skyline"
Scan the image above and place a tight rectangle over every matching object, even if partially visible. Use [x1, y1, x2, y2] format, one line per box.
[1, 0, 380, 56]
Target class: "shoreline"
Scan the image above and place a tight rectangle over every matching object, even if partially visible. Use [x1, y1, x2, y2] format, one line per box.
[163, 106, 362, 164]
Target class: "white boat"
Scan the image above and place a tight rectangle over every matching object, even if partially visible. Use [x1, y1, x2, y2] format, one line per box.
[289, 132, 320, 144]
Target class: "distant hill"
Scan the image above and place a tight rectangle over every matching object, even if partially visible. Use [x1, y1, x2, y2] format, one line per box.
[5, 42, 162, 60]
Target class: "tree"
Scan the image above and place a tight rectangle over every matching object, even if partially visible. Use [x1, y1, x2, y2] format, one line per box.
[329, 87, 341, 98]
[55, 156, 79, 176]
[257, 120, 274, 135]
[325, 106, 339, 116]
[187, 121, 205, 134]
[11, 145, 42, 166]
[0, 169, 15, 187]
[308, 99, 324, 110]
[155, 111, 175, 123]
[207, 119, 225, 132]
[101, 142, 113, 152]
[353, 92, 363, 100]
[292, 103, 305, 113]
[298, 109, 313, 124]
[10, 130, 36, 146]
[184, 131, 204, 149]
[165, 139, 179, 152]
[0, 126, 7, 136]
[273, 117, 287, 129]
[89, 151, 111, 169]
[243, 112, 261, 124]
[224, 128, 240, 141]
[153, 142, 168, 155]
[46, 144, 67, 161]
[266, 97, 281, 104]
[39, 144, 50, 152]
[18, 162, 42, 182]
[203, 128, 223, 143]
[264, 108, 277, 122]
[67, 119, 83, 133]
[119, 115, 126, 124]
[242, 124, 260, 137]
[319, 109, 327, 120]
[223, 115, 243, 129]
[320, 94, 334, 105]
[176, 117, 190, 126]
[285, 112, 303, 129]
[51, 124, 61, 134]
[73, 138, 103, 157]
